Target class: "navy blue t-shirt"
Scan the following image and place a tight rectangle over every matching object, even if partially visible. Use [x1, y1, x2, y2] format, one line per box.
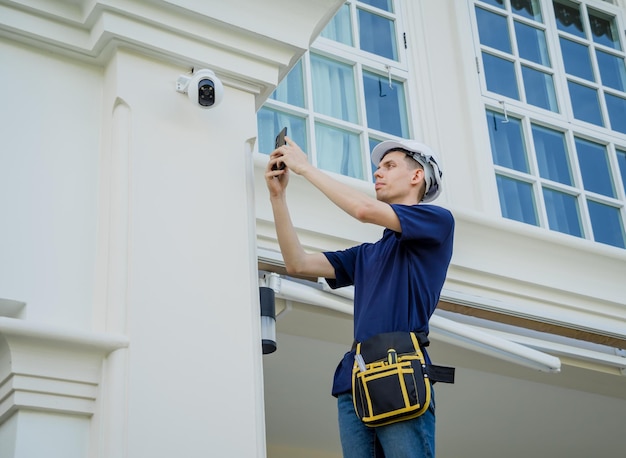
[323, 204, 454, 397]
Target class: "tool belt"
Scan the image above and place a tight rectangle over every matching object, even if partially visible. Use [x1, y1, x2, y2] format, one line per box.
[352, 331, 455, 427]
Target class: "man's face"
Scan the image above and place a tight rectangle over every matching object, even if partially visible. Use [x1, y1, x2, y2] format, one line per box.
[373, 150, 423, 204]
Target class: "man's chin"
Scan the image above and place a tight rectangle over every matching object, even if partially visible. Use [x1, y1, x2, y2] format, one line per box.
[375, 192, 389, 203]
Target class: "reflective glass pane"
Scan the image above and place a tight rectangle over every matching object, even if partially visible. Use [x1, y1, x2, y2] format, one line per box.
[512, 0, 542, 22]
[588, 10, 620, 50]
[606, 93, 626, 135]
[360, 0, 393, 12]
[321, 3, 353, 46]
[531, 124, 572, 184]
[560, 38, 594, 81]
[575, 138, 615, 197]
[543, 187, 583, 237]
[363, 71, 408, 137]
[522, 66, 558, 111]
[257, 108, 307, 155]
[553, 1, 585, 38]
[310, 54, 358, 123]
[270, 60, 305, 107]
[480, 0, 505, 9]
[588, 200, 626, 248]
[617, 149, 626, 195]
[496, 174, 538, 225]
[476, 7, 512, 53]
[568, 81, 603, 126]
[515, 21, 550, 66]
[315, 123, 364, 179]
[597, 50, 626, 92]
[483, 53, 520, 99]
[486, 110, 529, 172]
[358, 9, 397, 60]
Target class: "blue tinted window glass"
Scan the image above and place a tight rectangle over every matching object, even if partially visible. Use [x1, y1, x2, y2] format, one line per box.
[522, 66, 558, 111]
[360, 0, 392, 12]
[321, 4, 353, 46]
[310, 54, 358, 123]
[270, 60, 305, 107]
[483, 53, 520, 99]
[575, 138, 615, 197]
[560, 38, 594, 81]
[589, 11, 620, 50]
[515, 21, 550, 65]
[476, 7, 511, 53]
[617, 149, 626, 195]
[597, 50, 626, 92]
[497, 175, 538, 225]
[363, 71, 408, 137]
[512, 0, 542, 21]
[358, 9, 397, 60]
[568, 81, 603, 126]
[257, 108, 307, 155]
[588, 200, 626, 248]
[543, 187, 583, 237]
[531, 125, 572, 184]
[554, 2, 585, 38]
[486, 110, 529, 172]
[480, 0, 505, 9]
[316, 123, 363, 179]
[605, 93, 626, 135]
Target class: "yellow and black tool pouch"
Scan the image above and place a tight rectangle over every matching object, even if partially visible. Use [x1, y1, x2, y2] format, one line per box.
[352, 331, 454, 427]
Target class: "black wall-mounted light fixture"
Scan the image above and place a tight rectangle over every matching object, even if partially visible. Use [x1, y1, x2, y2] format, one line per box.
[259, 286, 276, 354]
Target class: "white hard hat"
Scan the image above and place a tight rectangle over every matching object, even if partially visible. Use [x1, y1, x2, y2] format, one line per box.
[371, 140, 443, 203]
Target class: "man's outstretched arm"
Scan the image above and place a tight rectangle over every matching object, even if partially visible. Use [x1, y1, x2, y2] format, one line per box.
[265, 151, 335, 279]
[269, 137, 402, 232]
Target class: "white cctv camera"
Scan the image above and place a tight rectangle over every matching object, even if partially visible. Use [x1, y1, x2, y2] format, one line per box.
[176, 69, 224, 108]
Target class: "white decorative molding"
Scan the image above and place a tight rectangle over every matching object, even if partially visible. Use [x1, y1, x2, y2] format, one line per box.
[0, 317, 129, 425]
[0, 299, 25, 318]
[0, 0, 344, 106]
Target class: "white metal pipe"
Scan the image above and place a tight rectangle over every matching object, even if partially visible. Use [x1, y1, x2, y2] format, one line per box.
[428, 315, 561, 373]
[277, 278, 353, 315]
[479, 328, 626, 370]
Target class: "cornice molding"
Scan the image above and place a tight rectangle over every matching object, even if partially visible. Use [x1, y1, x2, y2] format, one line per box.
[0, 0, 344, 105]
[0, 317, 129, 424]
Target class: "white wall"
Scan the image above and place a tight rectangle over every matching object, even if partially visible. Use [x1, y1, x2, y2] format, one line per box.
[0, 41, 102, 328]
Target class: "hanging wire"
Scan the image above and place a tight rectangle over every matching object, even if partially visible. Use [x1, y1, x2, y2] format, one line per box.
[499, 100, 510, 123]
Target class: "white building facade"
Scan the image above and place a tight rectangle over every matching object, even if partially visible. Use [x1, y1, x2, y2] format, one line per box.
[1, 1, 625, 457]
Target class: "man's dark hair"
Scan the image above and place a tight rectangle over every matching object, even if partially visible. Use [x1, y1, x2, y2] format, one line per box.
[385, 148, 424, 171]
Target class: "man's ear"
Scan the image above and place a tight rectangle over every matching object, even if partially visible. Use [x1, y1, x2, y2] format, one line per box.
[411, 167, 424, 184]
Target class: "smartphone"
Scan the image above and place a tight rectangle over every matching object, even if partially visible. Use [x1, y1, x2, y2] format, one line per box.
[272, 127, 287, 170]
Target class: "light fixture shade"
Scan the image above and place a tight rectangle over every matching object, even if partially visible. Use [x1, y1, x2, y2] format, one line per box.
[259, 286, 276, 354]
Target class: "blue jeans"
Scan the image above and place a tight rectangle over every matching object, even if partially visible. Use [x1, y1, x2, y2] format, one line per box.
[337, 389, 436, 458]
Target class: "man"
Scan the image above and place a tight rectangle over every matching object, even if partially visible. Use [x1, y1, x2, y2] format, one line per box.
[265, 136, 454, 457]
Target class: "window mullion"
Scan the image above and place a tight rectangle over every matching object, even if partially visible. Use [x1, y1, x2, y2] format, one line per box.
[565, 130, 593, 240]
[302, 53, 318, 167]
[544, 0, 573, 123]
[350, 1, 360, 53]
[354, 61, 371, 176]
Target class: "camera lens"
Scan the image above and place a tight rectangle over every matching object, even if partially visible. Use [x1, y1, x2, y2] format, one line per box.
[198, 79, 215, 106]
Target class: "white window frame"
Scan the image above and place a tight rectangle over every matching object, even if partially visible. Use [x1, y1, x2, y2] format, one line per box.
[260, 0, 418, 182]
[470, 0, 626, 248]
